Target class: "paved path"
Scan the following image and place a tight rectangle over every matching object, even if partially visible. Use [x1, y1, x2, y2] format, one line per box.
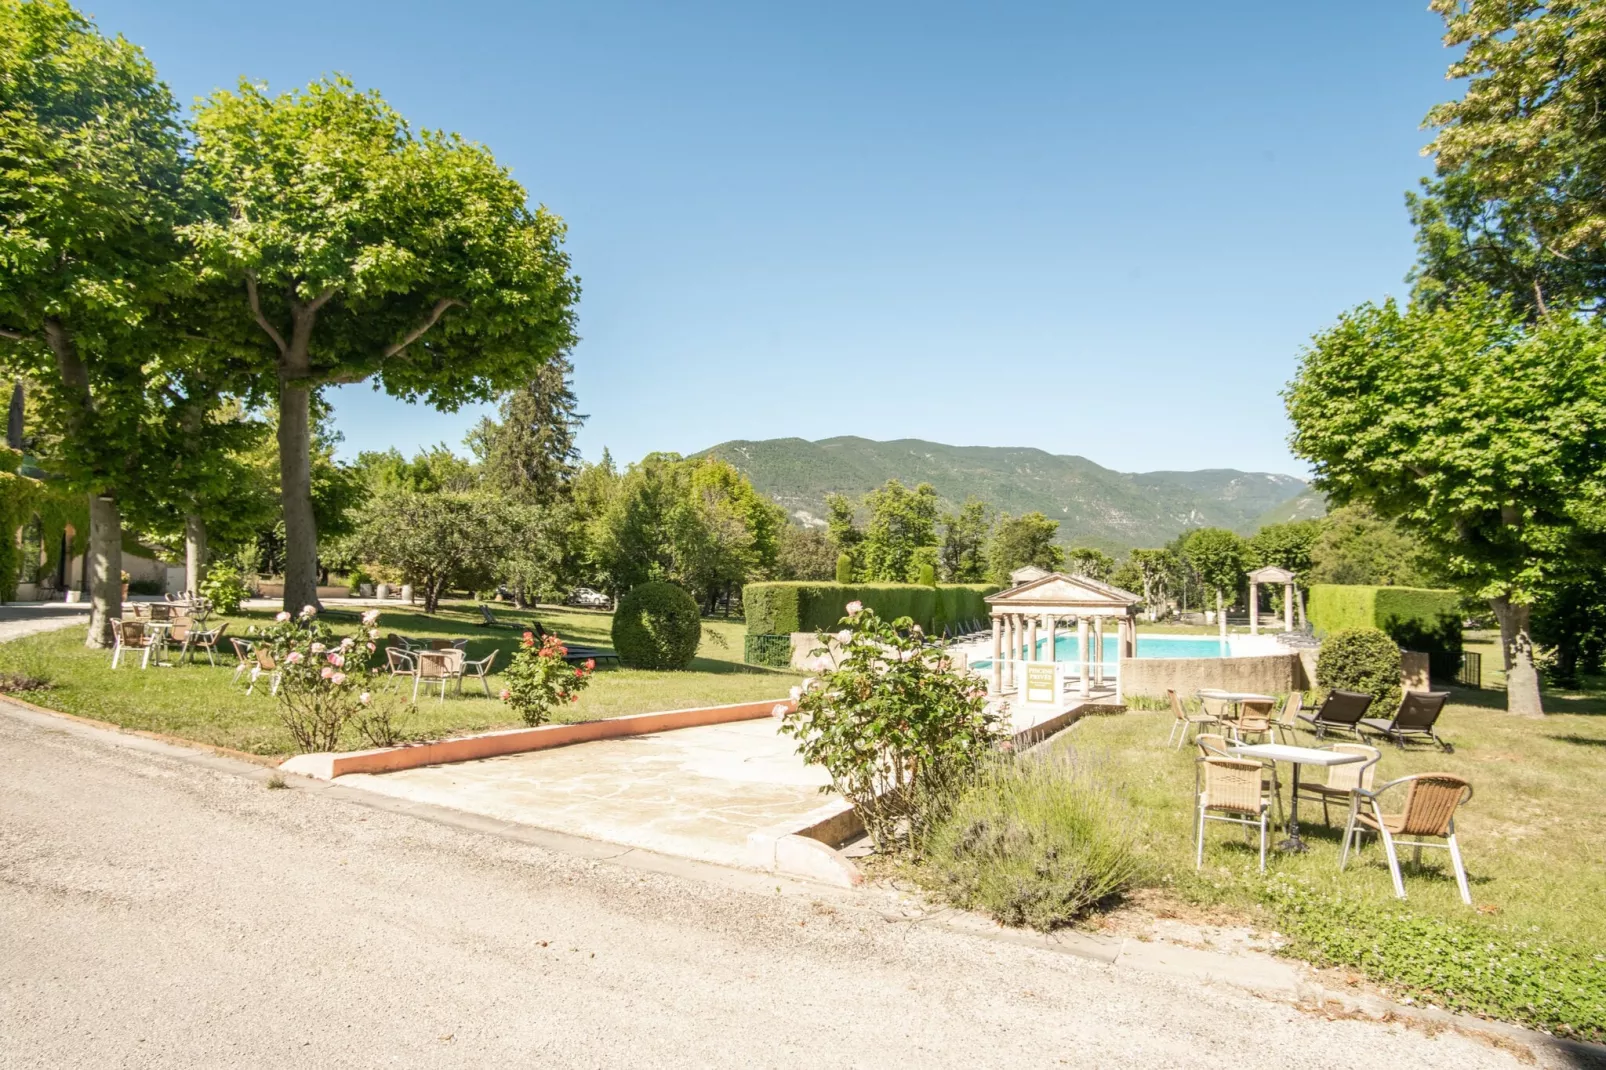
[0, 705, 1541, 1070]
[341, 718, 832, 868]
[0, 602, 88, 644]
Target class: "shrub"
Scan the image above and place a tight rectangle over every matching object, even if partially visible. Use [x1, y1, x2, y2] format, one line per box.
[612, 582, 702, 670]
[251, 606, 382, 752]
[920, 752, 1142, 930]
[1316, 627, 1402, 710]
[916, 562, 937, 586]
[1263, 877, 1606, 1042]
[502, 630, 596, 725]
[1308, 585, 1463, 681]
[127, 578, 163, 596]
[199, 562, 250, 615]
[346, 567, 369, 597]
[835, 553, 854, 584]
[779, 604, 1000, 849]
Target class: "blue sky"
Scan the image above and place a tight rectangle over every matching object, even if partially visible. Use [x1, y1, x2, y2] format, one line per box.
[88, 1, 1451, 477]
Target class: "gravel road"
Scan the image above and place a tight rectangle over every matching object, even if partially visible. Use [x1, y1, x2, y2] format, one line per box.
[0, 704, 1538, 1070]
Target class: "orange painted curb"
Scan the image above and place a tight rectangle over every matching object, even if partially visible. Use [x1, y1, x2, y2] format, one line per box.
[282, 697, 794, 779]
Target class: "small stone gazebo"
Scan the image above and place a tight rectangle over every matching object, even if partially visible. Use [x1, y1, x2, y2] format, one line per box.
[1246, 565, 1298, 634]
[986, 572, 1140, 698]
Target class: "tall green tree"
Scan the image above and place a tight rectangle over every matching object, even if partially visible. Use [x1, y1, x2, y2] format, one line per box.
[775, 525, 836, 581]
[938, 497, 991, 582]
[1410, 0, 1606, 319]
[824, 492, 863, 579]
[1246, 519, 1324, 626]
[1117, 547, 1180, 621]
[1305, 504, 1435, 587]
[466, 352, 583, 505]
[1286, 289, 1606, 715]
[1182, 527, 1245, 644]
[357, 489, 515, 613]
[185, 76, 578, 611]
[986, 512, 1064, 584]
[1064, 547, 1115, 582]
[0, 0, 187, 645]
[859, 479, 938, 582]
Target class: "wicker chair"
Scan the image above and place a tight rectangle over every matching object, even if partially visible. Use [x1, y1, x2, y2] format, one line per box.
[229, 638, 256, 686]
[1295, 743, 1381, 826]
[1195, 756, 1272, 873]
[1197, 732, 1285, 828]
[1232, 699, 1275, 744]
[1271, 692, 1305, 744]
[413, 648, 464, 703]
[247, 647, 281, 696]
[109, 619, 155, 669]
[1166, 688, 1220, 748]
[185, 622, 228, 667]
[1341, 773, 1474, 904]
[384, 646, 419, 692]
[458, 648, 499, 697]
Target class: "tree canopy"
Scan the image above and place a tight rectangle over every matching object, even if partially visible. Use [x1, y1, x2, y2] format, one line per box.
[1286, 288, 1606, 714]
[986, 512, 1063, 584]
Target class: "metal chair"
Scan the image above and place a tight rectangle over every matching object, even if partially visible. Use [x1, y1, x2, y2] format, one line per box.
[1231, 699, 1275, 744]
[109, 619, 155, 669]
[229, 638, 256, 686]
[1298, 689, 1374, 739]
[412, 648, 463, 703]
[1166, 688, 1220, 748]
[458, 648, 499, 697]
[1359, 691, 1453, 751]
[1271, 692, 1305, 744]
[247, 647, 281, 696]
[384, 646, 419, 692]
[1295, 743, 1381, 826]
[1341, 773, 1474, 904]
[1195, 756, 1272, 873]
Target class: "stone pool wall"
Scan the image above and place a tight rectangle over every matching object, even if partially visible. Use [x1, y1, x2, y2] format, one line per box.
[1119, 652, 1310, 700]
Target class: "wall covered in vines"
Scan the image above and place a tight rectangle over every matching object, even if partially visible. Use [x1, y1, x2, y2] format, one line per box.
[0, 447, 88, 602]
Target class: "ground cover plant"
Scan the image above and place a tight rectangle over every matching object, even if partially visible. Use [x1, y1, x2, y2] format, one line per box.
[1055, 691, 1606, 1039]
[0, 601, 798, 756]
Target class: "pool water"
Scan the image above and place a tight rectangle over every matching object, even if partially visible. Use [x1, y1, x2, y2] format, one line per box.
[972, 633, 1228, 669]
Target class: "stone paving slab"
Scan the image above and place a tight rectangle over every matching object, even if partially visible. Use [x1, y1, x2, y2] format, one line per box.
[338, 717, 833, 869]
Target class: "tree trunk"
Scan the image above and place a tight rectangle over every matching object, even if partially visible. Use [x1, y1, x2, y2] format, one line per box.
[6, 382, 22, 450]
[1491, 595, 1544, 716]
[1216, 589, 1227, 645]
[277, 382, 320, 613]
[184, 513, 207, 595]
[85, 493, 121, 649]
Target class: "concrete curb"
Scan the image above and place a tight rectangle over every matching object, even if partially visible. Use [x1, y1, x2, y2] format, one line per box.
[280, 697, 793, 778]
[5, 699, 1601, 1067]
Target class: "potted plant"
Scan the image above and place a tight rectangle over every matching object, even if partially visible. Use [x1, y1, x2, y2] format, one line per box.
[120, 570, 130, 601]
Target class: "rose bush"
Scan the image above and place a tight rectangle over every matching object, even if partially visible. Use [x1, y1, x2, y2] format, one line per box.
[501, 630, 595, 727]
[252, 607, 382, 752]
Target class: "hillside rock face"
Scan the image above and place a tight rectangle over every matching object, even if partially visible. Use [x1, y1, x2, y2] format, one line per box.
[697, 436, 1318, 551]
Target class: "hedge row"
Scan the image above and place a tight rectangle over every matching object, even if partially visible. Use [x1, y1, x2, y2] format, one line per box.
[743, 582, 1000, 636]
[1308, 584, 1463, 679]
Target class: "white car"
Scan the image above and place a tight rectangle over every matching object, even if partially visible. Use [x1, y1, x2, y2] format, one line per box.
[567, 587, 611, 608]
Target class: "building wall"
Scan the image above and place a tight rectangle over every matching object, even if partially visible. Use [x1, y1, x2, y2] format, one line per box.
[1119, 653, 1310, 700]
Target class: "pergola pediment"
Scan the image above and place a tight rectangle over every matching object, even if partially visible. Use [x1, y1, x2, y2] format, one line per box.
[1247, 565, 1297, 584]
[986, 572, 1140, 615]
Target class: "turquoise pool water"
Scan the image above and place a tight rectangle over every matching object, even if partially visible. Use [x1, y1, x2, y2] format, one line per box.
[972, 633, 1228, 669]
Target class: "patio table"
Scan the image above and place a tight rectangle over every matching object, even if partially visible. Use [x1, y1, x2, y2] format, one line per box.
[1230, 742, 1365, 853]
[141, 620, 175, 667]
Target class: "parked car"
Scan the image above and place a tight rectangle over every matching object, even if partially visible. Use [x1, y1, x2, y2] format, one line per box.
[567, 587, 611, 608]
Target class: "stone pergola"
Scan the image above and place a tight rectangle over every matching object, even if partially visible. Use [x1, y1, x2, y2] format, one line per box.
[1246, 565, 1298, 634]
[986, 572, 1141, 698]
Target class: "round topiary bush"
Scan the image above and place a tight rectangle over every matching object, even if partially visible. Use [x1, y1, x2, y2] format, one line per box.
[1316, 627, 1403, 710]
[611, 581, 702, 670]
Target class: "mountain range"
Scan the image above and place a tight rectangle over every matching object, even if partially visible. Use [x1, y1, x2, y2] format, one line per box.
[696, 436, 1322, 551]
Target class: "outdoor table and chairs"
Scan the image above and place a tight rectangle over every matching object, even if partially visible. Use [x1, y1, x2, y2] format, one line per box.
[413, 648, 464, 702]
[1229, 741, 1368, 852]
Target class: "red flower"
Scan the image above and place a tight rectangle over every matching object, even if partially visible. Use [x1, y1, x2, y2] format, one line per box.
[522, 630, 534, 641]
[574, 668, 584, 678]
[570, 694, 579, 702]
[584, 658, 596, 671]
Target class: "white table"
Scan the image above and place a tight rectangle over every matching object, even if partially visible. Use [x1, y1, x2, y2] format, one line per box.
[1231, 742, 1365, 852]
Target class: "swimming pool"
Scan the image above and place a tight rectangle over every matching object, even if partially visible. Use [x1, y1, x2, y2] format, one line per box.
[971, 633, 1229, 669]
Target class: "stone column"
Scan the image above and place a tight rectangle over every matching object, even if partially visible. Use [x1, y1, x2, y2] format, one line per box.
[1094, 616, 1105, 688]
[1076, 616, 1090, 698]
[1284, 583, 1295, 632]
[1005, 615, 1017, 691]
[1249, 581, 1259, 635]
[1044, 614, 1056, 665]
[990, 615, 1002, 694]
[1027, 615, 1039, 664]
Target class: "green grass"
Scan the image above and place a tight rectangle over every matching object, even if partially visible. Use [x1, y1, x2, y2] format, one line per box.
[1054, 691, 1606, 1037]
[0, 600, 801, 757]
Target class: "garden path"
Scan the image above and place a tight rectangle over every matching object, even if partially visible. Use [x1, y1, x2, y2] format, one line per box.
[0, 601, 89, 644]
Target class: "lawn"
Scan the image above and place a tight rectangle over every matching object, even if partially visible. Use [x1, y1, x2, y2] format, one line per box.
[0, 600, 801, 757]
[1052, 686, 1606, 1036]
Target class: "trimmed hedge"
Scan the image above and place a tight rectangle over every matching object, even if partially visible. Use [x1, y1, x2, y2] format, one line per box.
[744, 582, 1000, 636]
[612, 582, 702, 670]
[1309, 584, 1463, 681]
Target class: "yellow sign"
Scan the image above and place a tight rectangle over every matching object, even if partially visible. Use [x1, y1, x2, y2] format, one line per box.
[1024, 663, 1057, 705]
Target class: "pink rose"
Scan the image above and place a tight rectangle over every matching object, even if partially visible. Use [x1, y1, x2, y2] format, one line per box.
[300, 605, 317, 618]
[361, 609, 380, 626]
[284, 651, 303, 664]
[310, 642, 326, 654]
[320, 666, 334, 679]
[368, 628, 380, 640]
[789, 686, 802, 701]
[274, 611, 291, 623]
[340, 637, 355, 650]
[359, 691, 372, 705]
[771, 704, 789, 718]
[330, 672, 347, 685]
[836, 629, 852, 643]
[499, 688, 511, 701]
[845, 601, 863, 615]
[366, 641, 376, 652]
[327, 653, 344, 667]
